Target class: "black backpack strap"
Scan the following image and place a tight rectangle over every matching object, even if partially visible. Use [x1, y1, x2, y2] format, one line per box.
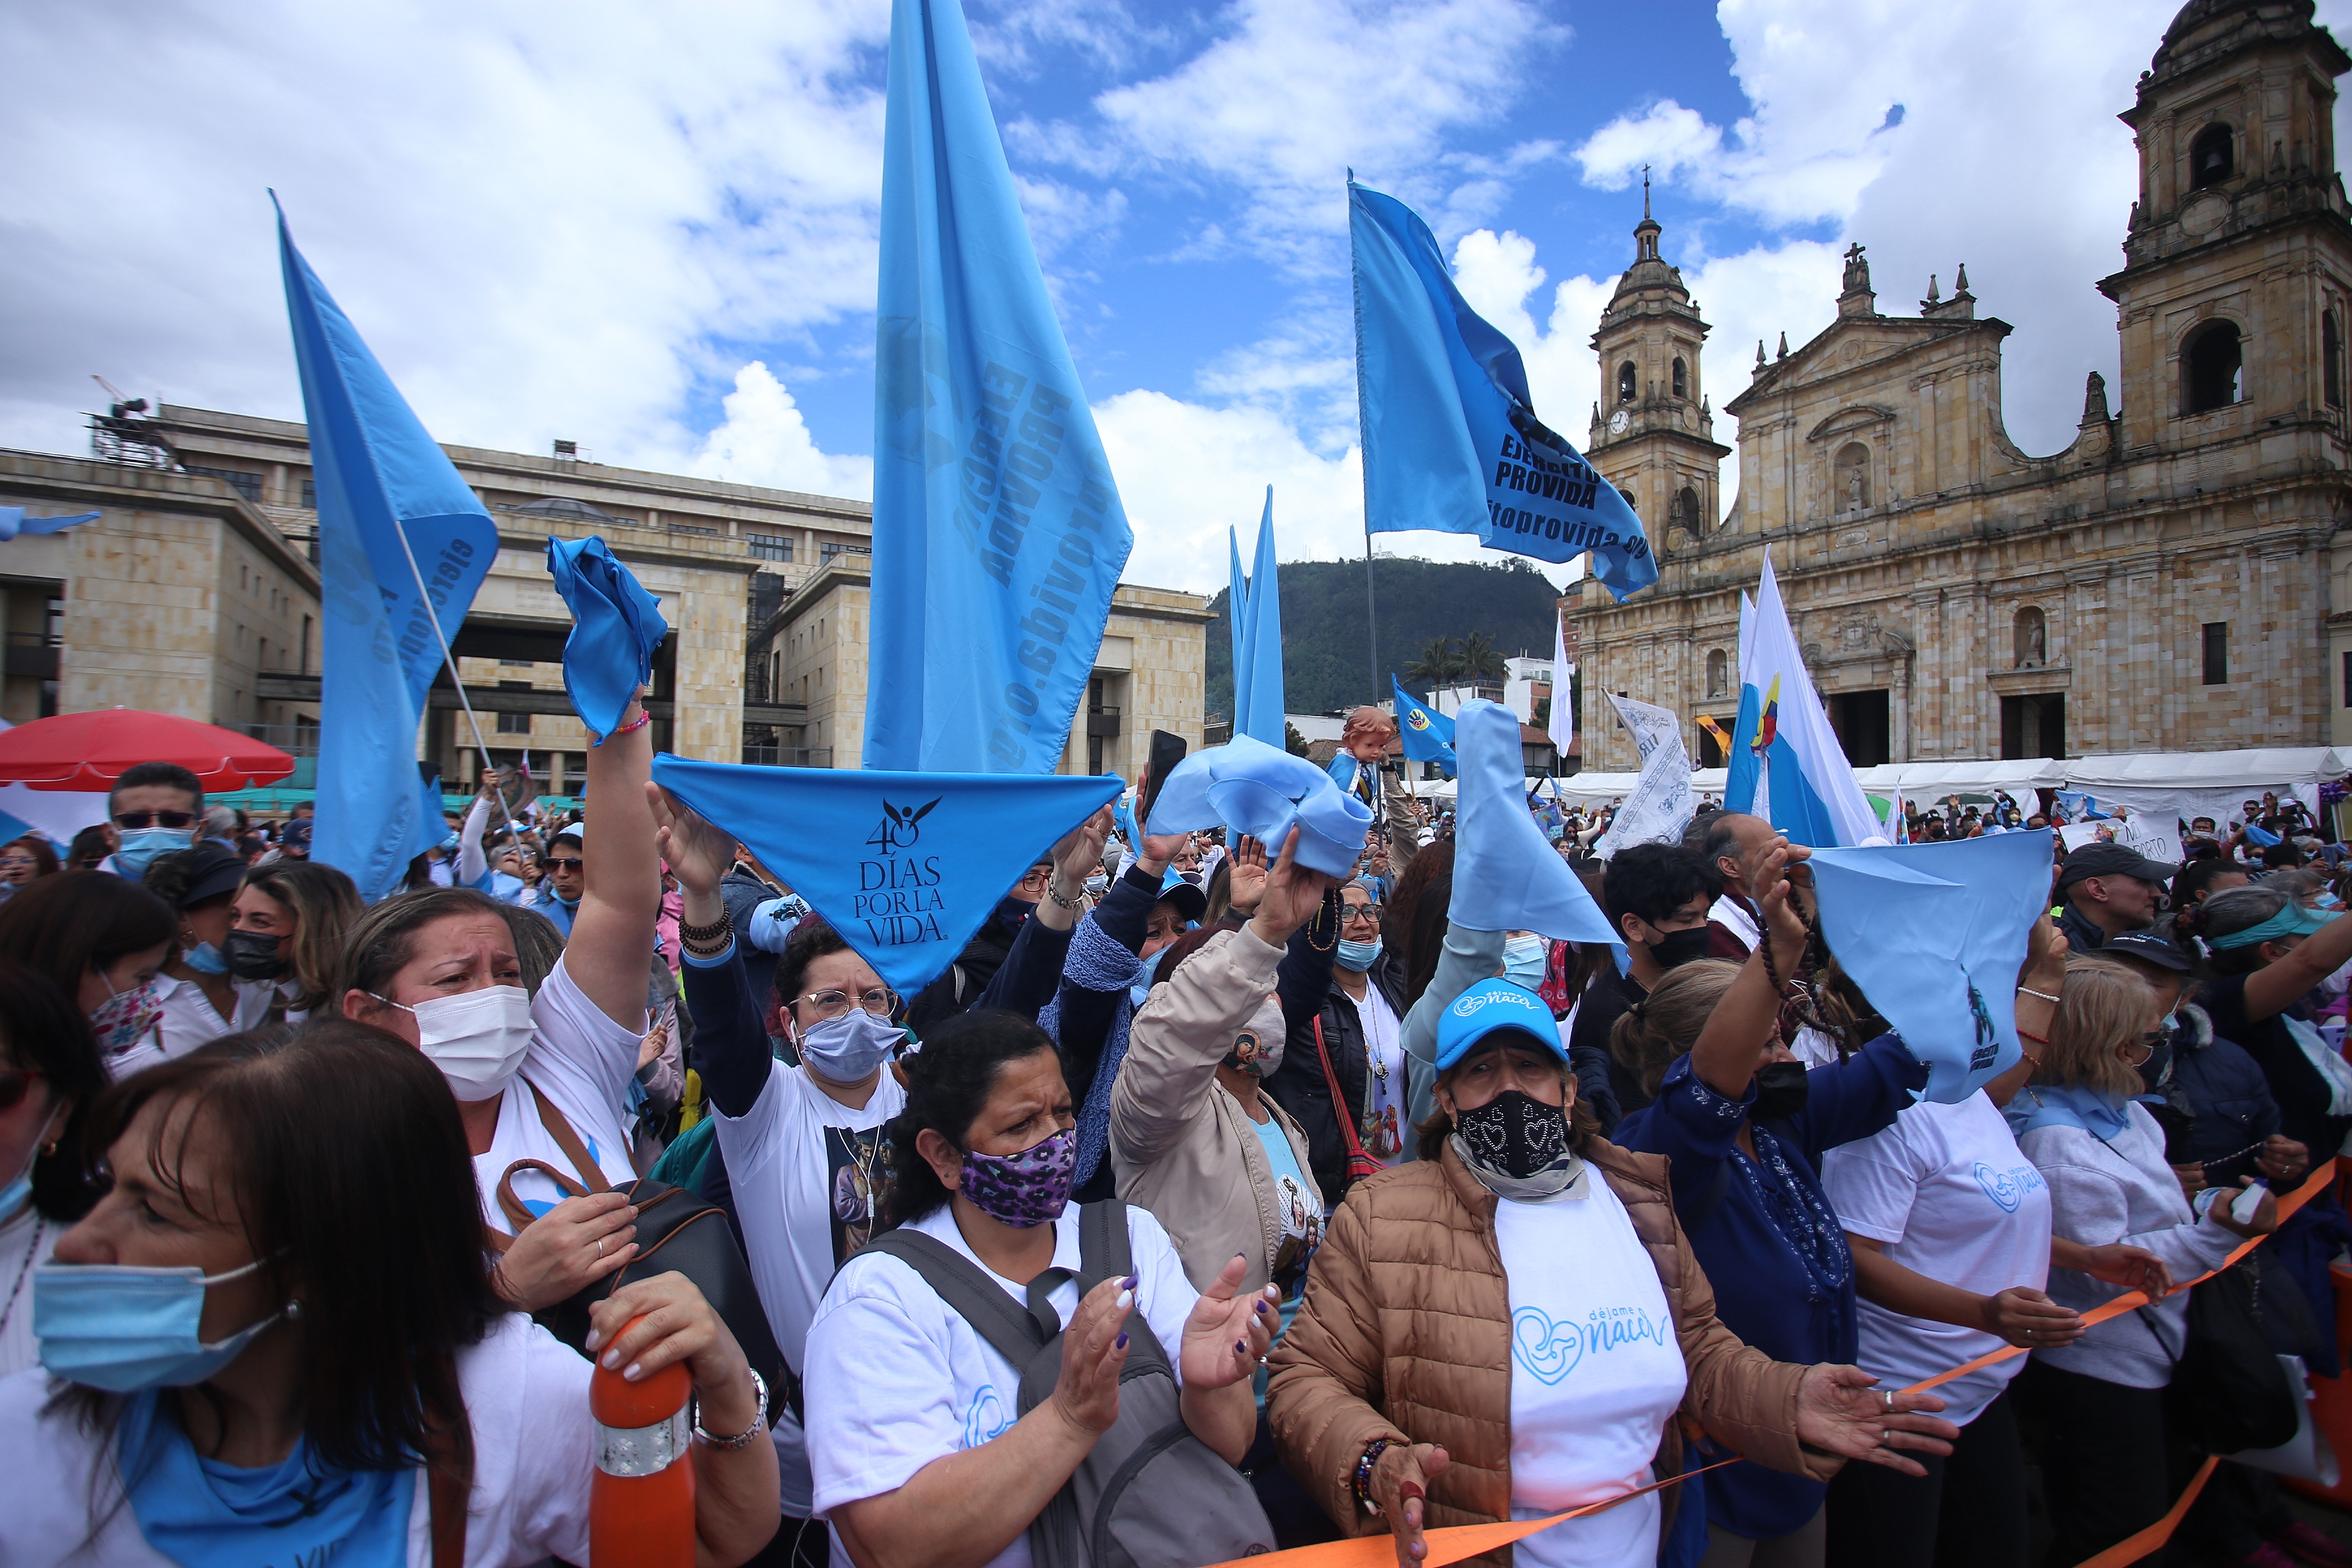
[861, 1230, 1046, 1370]
[1078, 1198, 1133, 1291]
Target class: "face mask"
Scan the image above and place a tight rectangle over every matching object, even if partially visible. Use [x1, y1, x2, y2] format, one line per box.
[1337, 937, 1384, 973]
[1128, 976, 1155, 1010]
[1750, 1060, 1810, 1121]
[224, 928, 290, 982]
[34, 1256, 285, 1392]
[1452, 1089, 1573, 1181]
[1503, 935, 1547, 991]
[90, 974, 162, 1057]
[182, 940, 227, 977]
[1085, 874, 1109, 897]
[1649, 927, 1715, 971]
[797, 1006, 904, 1083]
[959, 1126, 1077, 1229]
[1221, 999, 1287, 1078]
[374, 985, 534, 1101]
[554, 891, 581, 913]
[112, 827, 192, 880]
[0, 1102, 60, 1222]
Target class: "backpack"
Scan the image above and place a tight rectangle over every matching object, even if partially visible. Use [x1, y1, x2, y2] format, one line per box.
[861, 1202, 1274, 1568]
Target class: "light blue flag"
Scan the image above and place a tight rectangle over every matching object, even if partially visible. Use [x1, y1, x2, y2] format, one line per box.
[652, 754, 1121, 996]
[1348, 180, 1655, 600]
[1233, 489, 1286, 748]
[0, 508, 100, 540]
[1723, 551, 1880, 847]
[1145, 733, 1370, 879]
[864, 0, 1133, 775]
[545, 537, 667, 741]
[1227, 528, 1252, 733]
[1110, 774, 1141, 851]
[2053, 790, 2108, 821]
[1390, 674, 1458, 777]
[1807, 830, 2055, 1102]
[277, 200, 496, 903]
[1449, 700, 1620, 948]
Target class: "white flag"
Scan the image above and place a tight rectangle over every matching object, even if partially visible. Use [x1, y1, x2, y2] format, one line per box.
[1592, 691, 1697, 860]
[1547, 609, 1576, 761]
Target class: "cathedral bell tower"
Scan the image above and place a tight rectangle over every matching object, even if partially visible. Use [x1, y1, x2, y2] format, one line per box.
[2099, 0, 2352, 451]
[1588, 178, 1733, 556]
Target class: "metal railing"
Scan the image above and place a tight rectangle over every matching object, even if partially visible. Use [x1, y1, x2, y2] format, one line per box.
[743, 745, 834, 769]
[242, 724, 322, 758]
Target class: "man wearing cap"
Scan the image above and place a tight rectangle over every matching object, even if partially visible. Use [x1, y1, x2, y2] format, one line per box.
[2056, 842, 2175, 952]
[144, 838, 257, 1060]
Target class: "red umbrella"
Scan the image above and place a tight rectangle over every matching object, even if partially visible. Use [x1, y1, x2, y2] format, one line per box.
[0, 710, 297, 792]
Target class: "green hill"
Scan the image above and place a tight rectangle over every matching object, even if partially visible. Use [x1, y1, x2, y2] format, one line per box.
[1205, 556, 1565, 720]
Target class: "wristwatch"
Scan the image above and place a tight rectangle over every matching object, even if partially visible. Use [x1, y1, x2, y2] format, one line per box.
[693, 1367, 770, 1450]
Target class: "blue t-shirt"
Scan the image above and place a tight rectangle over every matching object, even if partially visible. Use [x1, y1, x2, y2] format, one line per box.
[1613, 1032, 1923, 1539]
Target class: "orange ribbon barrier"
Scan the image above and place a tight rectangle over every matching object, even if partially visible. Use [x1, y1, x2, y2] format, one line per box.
[2074, 1456, 2221, 1568]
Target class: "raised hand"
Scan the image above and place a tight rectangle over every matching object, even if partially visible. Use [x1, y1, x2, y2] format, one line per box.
[1225, 835, 1269, 916]
[643, 783, 734, 899]
[1178, 1253, 1280, 1390]
[1045, 1275, 1134, 1442]
[1246, 829, 1330, 943]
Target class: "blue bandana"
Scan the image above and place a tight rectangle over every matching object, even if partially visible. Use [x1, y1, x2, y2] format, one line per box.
[2210, 902, 2337, 952]
[546, 536, 668, 741]
[1145, 733, 1370, 876]
[2005, 1081, 2135, 1144]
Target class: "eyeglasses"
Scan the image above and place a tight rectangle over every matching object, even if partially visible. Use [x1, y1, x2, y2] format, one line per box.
[796, 986, 900, 1021]
[544, 857, 585, 873]
[2121, 1031, 2166, 1067]
[0, 1068, 43, 1111]
[114, 811, 195, 830]
[1340, 902, 1384, 925]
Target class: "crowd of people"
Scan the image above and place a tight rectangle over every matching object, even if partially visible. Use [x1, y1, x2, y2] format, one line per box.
[3, 695, 2352, 1568]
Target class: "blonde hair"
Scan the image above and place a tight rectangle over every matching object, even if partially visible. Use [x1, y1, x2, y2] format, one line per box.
[1608, 957, 1742, 1098]
[2036, 956, 2156, 1099]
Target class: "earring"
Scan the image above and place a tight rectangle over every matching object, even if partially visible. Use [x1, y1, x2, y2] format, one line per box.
[285, 1299, 303, 1321]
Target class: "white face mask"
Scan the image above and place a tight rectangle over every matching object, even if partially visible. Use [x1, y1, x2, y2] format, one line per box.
[375, 985, 535, 1101]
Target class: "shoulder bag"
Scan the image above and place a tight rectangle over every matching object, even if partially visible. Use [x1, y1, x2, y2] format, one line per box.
[1311, 1016, 1387, 1184]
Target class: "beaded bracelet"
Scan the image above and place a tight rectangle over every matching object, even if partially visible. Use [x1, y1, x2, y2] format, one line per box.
[2018, 986, 2062, 1004]
[1353, 1437, 1394, 1515]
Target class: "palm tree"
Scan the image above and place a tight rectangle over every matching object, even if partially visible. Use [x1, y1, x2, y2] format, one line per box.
[1459, 629, 1506, 680]
[1405, 637, 1464, 689]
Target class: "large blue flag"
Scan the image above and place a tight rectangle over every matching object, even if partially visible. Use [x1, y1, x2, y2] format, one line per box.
[1389, 674, 1457, 777]
[864, 0, 1132, 775]
[277, 201, 496, 902]
[1227, 528, 1252, 735]
[1233, 489, 1286, 748]
[1448, 701, 1620, 946]
[652, 755, 1120, 996]
[1349, 180, 1655, 600]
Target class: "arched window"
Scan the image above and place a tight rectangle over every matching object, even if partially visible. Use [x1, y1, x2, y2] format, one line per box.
[1706, 648, 1728, 698]
[2013, 606, 2047, 670]
[2190, 123, 2235, 189]
[1672, 357, 1688, 399]
[1675, 486, 1702, 536]
[2183, 321, 2244, 413]
[1834, 442, 1870, 510]
[2327, 310, 2343, 409]
[1617, 361, 1637, 404]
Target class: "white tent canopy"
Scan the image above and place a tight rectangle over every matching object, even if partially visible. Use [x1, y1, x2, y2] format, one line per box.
[1852, 759, 2068, 796]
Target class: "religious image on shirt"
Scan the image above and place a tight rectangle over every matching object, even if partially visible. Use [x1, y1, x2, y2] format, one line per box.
[1360, 1102, 1402, 1161]
[827, 1125, 896, 1263]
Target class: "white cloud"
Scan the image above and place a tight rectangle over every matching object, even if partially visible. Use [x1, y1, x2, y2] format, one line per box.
[1574, 103, 1726, 194]
[685, 363, 872, 498]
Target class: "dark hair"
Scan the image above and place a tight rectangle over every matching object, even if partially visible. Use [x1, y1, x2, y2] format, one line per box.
[139, 847, 234, 915]
[334, 886, 509, 1002]
[1402, 872, 1454, 1010]
[1602, 842, 1723, 939]
[0, 958, 108, 1220]
[774, 917, 851, 1019]
[2179, 884, 2298, 977]
[1697, 812, 1760, 873]
[2172, 855, 2250, 910]
[64, 827, 113, 871]
[52, 1021, 499, 1474]
[0, 870, 177, 1001]
[1413, 1027, 1600, 1160]
[880, 1009, 1062, 1228]
[108, 762, 205, 816]
[241, 861, 364, 1014]
[2262, 841, 2307, 869]
[1381, 840, 1454, 966]
[3, 835, 59, 879]
[1152, 925, 1222, 987]
[496, 906, 569, 997]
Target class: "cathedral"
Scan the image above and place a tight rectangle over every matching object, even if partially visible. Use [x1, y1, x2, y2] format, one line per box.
[1563, 0, 2352, 773]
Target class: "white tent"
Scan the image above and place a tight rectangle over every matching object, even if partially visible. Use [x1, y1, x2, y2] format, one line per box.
[1852, 759, 2068, 796]
[2057, 747, 2349, 859]
[1415, 770, 1730, 806]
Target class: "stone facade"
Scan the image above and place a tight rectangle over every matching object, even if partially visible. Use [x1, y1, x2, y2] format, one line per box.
[1569, 0, 2352, 772]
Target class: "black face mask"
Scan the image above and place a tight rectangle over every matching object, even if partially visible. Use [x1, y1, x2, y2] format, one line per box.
[1750, 1060, 1810, 1121]
[224, 928, 289, 982]
[1453, 1089, 1571, 1180]
[1649, 927, 1715, 971]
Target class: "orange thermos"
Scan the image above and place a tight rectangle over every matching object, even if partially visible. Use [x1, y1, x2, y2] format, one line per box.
[590, 1315, 696, 1567]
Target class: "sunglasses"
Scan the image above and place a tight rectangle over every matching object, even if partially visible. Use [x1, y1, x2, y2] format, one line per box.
[114, 811, 195, 830]
[0, 1068, 43, 1112]
[545, 857, 585, 873]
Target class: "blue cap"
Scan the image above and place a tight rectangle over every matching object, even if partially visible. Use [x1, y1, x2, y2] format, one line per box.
[1435, 978, 1567, 1070]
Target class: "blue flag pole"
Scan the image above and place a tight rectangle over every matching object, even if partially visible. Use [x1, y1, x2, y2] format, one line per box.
[864, 0, 1133, 775]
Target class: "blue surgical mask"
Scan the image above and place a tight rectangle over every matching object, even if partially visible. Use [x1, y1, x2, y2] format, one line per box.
[1337, 937, 1383, 973]
[1503, 935, 1547, 992]
[0, 1105, 56, 1222]
[113, 827, 190, 879]
[1129, 976, 1155, 1010]
[797, 1005, 904, 1083]
[35, 1256, 286, 1392]
[183, 940, 227, 976]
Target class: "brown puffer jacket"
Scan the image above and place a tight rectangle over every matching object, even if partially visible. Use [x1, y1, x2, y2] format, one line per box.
[1268, 1137, 1834, 1567]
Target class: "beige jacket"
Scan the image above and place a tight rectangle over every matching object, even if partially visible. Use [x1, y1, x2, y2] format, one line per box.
[1110, 924, 1318, 1293]
[1268, 1140, 1828, 1565]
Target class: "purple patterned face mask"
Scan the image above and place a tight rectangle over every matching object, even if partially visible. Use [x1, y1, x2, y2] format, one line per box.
[959, 1126, 1078, 1229]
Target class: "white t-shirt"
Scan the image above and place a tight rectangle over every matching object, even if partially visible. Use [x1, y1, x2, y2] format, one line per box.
[152, 973, 235, 1062]
[478, 955, 643, 1232]
[1496, 1179, 1686, 1568]
[1821, 1091, 2051, 1426]
[805, 1203, 1197, 1568]
[0, 1312, 594, 1568]
[1356, 983, 1408, 1165]
[0, 1200, 52, 1380]
[714, 1058, 907, 1515]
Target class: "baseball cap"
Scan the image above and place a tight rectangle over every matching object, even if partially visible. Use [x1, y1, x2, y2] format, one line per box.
[2058, 842, 2177, 890]
[172, 839, 248, 907]
[2100, 930, 2193, 973]
[1435, 979, 1568, 1070]
[1154, 869, 1208, 925]
[279, 819, 312, 853]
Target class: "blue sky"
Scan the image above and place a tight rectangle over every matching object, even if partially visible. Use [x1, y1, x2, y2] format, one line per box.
[6, 0, 2343, 592]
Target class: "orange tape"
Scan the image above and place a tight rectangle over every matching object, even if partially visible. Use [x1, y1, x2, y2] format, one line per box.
[2072, 1455, 2220, 1568]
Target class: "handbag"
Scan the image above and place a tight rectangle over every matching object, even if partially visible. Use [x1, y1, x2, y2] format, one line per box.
[1311, 1016, 1387, 1184]
[484, 1079, 792, 1420]
[2143, 1253, 2303, 1455]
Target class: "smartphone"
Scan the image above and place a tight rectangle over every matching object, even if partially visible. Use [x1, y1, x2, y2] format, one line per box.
[1139, 730, 1188, 827]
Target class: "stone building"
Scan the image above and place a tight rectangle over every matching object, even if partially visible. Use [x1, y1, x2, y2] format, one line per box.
[1567, 0, 2352, 772]
[0, 401, 1208, 799]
